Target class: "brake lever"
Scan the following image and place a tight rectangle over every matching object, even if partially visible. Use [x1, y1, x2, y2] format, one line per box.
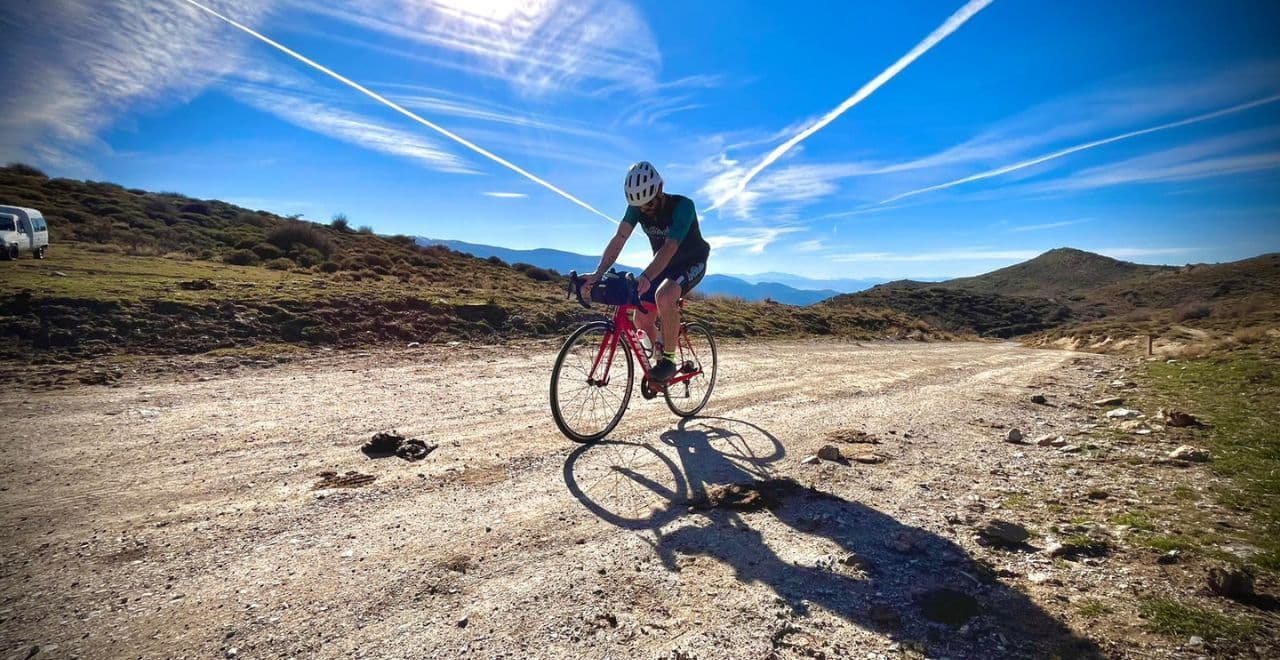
[566, 270, 590, 308]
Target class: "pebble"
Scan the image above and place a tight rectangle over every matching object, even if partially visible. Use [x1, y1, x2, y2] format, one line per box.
[817, 445, 842, 461]
[1169, 446, 1210, 462]
[1105, 408, 1141, 419]
[1005, 429, 1024, 444]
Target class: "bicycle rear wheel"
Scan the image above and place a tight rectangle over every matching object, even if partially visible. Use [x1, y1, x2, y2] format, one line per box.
[664, 320, 717, 417]
[550, 321, 634, 442]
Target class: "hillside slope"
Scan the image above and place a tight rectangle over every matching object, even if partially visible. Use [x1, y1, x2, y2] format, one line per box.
[934, 247, 1172, 302]
[829, 247, 1278, 348]
[0, 165, 947, 367]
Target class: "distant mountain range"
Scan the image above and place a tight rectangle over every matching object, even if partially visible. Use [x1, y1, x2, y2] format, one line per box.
[414, 237, 871, 305]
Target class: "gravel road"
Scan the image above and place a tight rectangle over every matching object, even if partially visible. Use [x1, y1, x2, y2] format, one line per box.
[2, 339, 1196, 659]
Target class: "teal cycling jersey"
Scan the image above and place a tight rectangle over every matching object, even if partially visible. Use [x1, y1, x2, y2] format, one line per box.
[621, 194, 711, 267]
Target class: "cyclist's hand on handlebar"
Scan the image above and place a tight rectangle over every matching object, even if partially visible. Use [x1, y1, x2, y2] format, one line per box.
[579, 273, 600, 298]
[636, 273, 652, 297]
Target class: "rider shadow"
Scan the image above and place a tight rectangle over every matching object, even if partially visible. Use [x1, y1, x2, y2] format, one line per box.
[563, 417, 1102, 659]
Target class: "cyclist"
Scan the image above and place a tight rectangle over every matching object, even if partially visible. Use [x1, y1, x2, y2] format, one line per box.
[582, 161, 710, 384]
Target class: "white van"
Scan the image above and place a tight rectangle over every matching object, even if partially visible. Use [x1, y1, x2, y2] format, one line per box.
[0, 205, 50, 260]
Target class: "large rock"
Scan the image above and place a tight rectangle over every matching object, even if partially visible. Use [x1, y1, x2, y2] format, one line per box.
[1105, 408, 1141, 419]
[977, 520, 1030, 546]
[1207, 567, 1254, 600]
[1005, 428, 1024, 444]
[817, 445, 842, 461]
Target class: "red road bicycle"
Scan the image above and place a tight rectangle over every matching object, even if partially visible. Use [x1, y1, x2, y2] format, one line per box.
[550, 270, 718, 442]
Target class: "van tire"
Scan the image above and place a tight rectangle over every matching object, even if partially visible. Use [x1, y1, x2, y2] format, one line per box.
[33, 246, 45, 259]
[3, 245, 16, 260]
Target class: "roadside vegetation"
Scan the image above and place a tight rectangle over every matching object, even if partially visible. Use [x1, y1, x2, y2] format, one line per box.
[1140, 342, 1280, 571]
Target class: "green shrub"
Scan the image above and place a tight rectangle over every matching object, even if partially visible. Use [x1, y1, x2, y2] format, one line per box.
[236, 211, 268, 228]
[252, 243, 284, 260]
[319, 261, 340, 273]
[267, 221, 335, 256]
[4, 162, 47, 178]
[330, 214, 350, 232]
[180, 201, 212, 215]
[224, 249, 260, 266]
[264, 257, 294, 270]
[291, 246, 324, 267]
[356, 225, 374, 234]
[1172, 302, 1212, 322]
[362, 253, 391, 269]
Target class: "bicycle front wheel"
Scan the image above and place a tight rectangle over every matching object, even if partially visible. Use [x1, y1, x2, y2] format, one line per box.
[550, 321, 634, 442]
[665, 320, 717, 417]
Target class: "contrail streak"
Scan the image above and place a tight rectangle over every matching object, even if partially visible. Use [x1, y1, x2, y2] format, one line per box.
[881, 93, 1280, 204]
[178, 0, 616, 224]
[707, 0, 994, 211]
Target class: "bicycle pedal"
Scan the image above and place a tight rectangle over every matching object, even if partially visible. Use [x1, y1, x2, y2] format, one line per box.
[679, 360, 697, 374]
[640, 377, 660, 399]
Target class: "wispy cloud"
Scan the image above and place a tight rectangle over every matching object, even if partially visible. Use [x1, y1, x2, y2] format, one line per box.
[483, 191, 527, 198]
[1009, 219, 1091, 232]
[229, 82, 475, 173]
[705, 227, 805, 254]
[287, 0, 660, 96]
[706, 0, 994, 211]
[881, 93, 1280, 203]
[1029, 127, 1280, 192]
[184, 0, 615, 223]
[0, 1, 273, 171]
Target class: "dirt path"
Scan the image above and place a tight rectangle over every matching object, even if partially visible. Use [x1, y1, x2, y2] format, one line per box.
[0, 340, 1241, 658]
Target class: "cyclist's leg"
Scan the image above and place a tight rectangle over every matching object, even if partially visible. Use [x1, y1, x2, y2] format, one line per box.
[635, 286, 662, 357]
[653, 260, 706, 379]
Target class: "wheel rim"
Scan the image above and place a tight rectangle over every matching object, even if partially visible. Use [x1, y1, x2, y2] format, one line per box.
[551, 324, 632, 441]
[665, 321, 717, 416]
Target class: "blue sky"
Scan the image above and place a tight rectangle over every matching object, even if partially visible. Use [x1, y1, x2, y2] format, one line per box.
[2, 0, 1278, 279]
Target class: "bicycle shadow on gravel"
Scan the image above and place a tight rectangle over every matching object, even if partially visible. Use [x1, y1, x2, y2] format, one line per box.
[562, 417, 1103, 659]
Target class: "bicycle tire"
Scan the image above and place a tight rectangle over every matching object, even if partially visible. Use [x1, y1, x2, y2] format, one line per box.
[664, 320, 717, 417]
[550, 321, 634, 442]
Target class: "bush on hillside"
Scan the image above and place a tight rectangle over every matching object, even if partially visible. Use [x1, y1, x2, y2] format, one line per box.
[266, 221, 335, 257]
[1172, 302, 1212, 322]
[179, 201, 212, 215]
[319, 261, 340, 273]
[224, 249, 260, 266]
[5, 162, 47, 178]
[513, 262, 556, 281]
[356, 225, 374, 234]
[362, 253, 391, 269]
[264, 257, 294, 271]
[330, 214, 350, 232]
[252, 243, 284, 260]
[388, 234, 416, 247]
[236, 211, 268, 228]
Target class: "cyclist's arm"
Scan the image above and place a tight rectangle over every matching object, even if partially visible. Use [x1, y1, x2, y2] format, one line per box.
[642, 239, 679, 281]
[591, 221, 634, 278]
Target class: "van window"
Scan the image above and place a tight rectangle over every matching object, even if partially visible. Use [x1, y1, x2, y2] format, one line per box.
[0, 217, 13, 232]
[16, 218, 27, 232]
[35, 219, 46, 231]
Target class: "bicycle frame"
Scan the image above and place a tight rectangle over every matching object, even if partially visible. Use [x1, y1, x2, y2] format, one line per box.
[590, 300, 702, 390]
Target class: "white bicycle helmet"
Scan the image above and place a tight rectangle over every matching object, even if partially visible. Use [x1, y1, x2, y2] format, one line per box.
[624, 161, 663, 206]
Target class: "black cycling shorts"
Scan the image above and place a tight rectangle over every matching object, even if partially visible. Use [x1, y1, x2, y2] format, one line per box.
[639, 259, 707, 304]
